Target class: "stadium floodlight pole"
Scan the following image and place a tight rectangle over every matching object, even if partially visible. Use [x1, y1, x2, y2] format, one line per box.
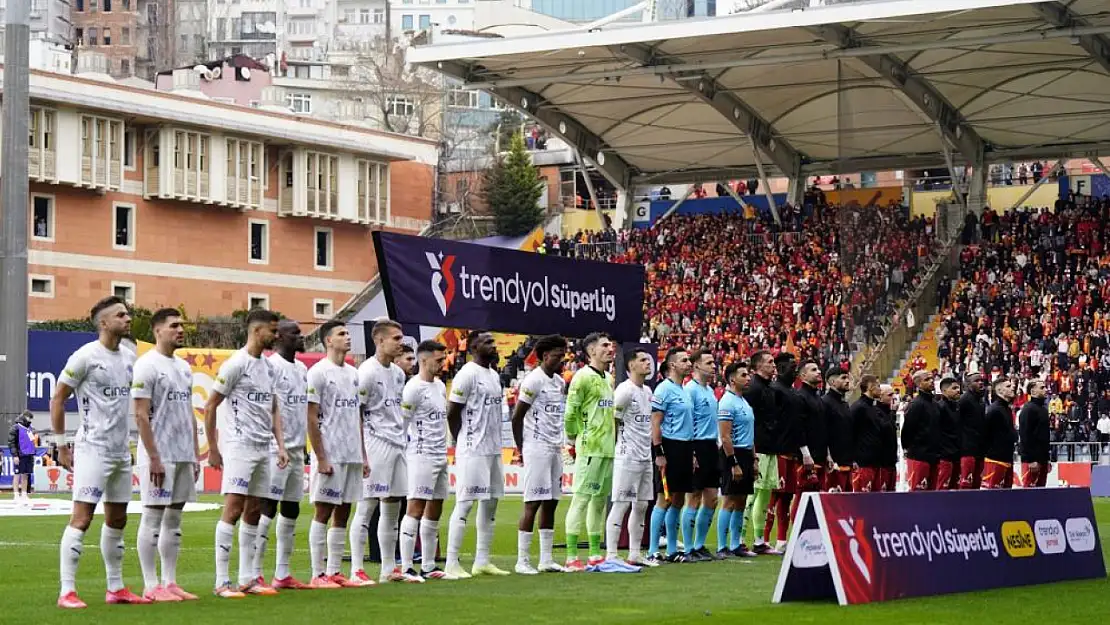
[0, 0, 31, 435]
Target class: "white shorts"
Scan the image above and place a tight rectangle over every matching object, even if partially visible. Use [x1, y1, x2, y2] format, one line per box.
[522, 449, 563, 502]
[139, 461, 197, 506]
[311, 463, 363, 505]
[221, 444, 272, 498]
[268, 447, 306, 502]
[455, 455, 504, 502]
[408, 455, 449, 500]
[72, 447, 132, 505]
[612, 459, 653, 502]
[364, 436, 407, 499]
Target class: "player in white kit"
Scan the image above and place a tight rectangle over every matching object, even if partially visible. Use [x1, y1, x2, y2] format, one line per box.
[395, 343, 417, 379]
[512, 335, 570, 575]
[251, 319, 312, 590]
[305, 321, 371, 588]
[351, 320, 409, 584]
[398, 340, 456, 581]
[53, 296, 147, 609]
[133, 308, 202, 602]
[606, 348, 658, 566]
[445, 331, 511, 578]
[205, 309, 289, 598]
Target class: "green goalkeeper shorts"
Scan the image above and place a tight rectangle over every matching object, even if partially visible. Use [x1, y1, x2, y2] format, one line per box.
[754, 453, 779, 491]
[573, 455, 614, 497]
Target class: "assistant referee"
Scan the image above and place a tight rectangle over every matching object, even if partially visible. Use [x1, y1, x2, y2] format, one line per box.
[648, 348, 694, 563]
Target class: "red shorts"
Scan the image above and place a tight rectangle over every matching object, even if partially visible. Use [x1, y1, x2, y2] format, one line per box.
[795, 464, 824, 492]
[905, 459, 934, 491]
[852, 467, 878, 493]
[775, 456, 798, 494]
[981, 459, 1014, 489]
[825, 468, 852, 493]
[958, 456, 983, 489]
[932, 459, 955, 491]
[878, 467, 896, 492]
[1021, 462, 1048, 488]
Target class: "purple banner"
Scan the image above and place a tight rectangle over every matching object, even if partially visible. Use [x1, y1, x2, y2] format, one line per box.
[776, 488, 1105, 605]
[373, 232, 645, 341]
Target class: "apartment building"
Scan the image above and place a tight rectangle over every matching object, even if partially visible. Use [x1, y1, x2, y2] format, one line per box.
[16, 64, 437, 323]
[0, 0, 73, 46]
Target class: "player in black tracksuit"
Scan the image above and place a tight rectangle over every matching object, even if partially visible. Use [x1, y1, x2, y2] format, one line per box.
[982, 377, 1018, 489]
[935, 377, 962, 490]
[764, 353, 803, 547]
[876, 385, 898, 491]
[1018, 378, 1050, 488]
[792, 361, 826, 522]
[850, 375, 884, 493]
[902, 370, 941, 491]
[957, 373, 987, 489]
[822, 368, 854, 492]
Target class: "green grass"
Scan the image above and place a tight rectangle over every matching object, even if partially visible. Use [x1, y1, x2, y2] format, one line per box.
[1, 495, 1108, 624]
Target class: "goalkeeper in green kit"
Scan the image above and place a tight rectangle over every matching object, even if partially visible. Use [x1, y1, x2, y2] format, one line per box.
[563, 332, 619, 571]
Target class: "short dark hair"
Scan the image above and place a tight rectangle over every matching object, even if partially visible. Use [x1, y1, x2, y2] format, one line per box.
[533, 334, 568, 360]
[800, 359, 819, 372]
[939, 377, 959, 390]
[991, 376, 1011, 392]
[825, 366, 846, 381]
[774, 352, 797, 376]
[372, 319, 402, 338]
[245, 308, 280, 328]
[581, 332, 610, 353]
[661, 347, 686, 375]
[151, 307, 181, 328]
[964, 372, 983, 384]
[690, 348, 713, 365]
[318, 319, 345, 341]
[749, 350, 771, 369]
[467, 330, 490, 352]
[860, 374, 878, 393]
[724, 361, 748, 381]
[90, 296, 127, 322]
[417, 340, 446, 355]
[400, 343, 414, 354]
[625, 348, 651, 371]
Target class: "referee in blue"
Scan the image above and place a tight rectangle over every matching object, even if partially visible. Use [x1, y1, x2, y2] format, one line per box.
[648, 347, 694, 563]
[716, 362, 756, 558]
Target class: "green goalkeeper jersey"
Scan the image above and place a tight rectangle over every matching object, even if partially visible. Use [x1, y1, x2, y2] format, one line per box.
[564, 366, 615, 458]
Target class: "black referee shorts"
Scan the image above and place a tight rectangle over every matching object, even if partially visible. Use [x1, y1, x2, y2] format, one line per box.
[692, 439, 719, 491]
[719, 447, 755, 496]
[653, 437, 694, 495]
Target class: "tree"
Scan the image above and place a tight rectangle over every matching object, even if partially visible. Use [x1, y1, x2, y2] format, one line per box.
[339, 37, 445, 138]
[483, 132, 544, 236]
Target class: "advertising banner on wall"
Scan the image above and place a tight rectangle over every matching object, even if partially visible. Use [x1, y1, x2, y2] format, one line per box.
[27, 330, 98, 412]
[373, 231, 645, 341]
[774, 489, 1105, 605]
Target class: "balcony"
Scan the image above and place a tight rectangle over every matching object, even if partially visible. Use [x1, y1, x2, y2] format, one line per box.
[79, 114, 124, 191]
[144, 127, 212, 203]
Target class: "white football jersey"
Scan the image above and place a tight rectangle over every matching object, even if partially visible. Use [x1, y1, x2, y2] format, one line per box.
[59, 341, 136, 459]
[449, 362, 504, 458]
[358, 357, 407, 448]
[212, 348, 278, 448]
[614, 380, 654, 462]
[307, 358, 364, 465]
[517, 367, 566, 453]
[401, 377, 447, 458]
[269, 353, 308, 450]
[131, 350, 196, 464]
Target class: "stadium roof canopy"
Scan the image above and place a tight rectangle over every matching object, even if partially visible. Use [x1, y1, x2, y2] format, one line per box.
[409, 0, 1110, 186]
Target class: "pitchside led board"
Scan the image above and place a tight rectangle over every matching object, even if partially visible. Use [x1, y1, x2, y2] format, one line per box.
[373, 232, 645, 341]
[774, 489, 1106, 606]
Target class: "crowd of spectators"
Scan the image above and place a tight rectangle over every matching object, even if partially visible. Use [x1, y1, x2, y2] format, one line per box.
[934, 197, 1110, 458]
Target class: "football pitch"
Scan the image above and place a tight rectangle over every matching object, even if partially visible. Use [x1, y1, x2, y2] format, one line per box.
[2, 496, 1108, 624]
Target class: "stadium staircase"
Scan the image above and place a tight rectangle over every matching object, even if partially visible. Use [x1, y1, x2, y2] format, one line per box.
[889, 314, 942, 394]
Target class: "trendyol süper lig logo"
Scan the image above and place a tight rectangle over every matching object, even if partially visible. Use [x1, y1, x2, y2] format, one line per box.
[426, 251, 457, 316]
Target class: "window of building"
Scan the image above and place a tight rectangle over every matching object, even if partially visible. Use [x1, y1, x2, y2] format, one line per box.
[401, 14, 414, 30]
[90, 0, 98, 11]
[121, 27, 130, 45]
[123, 128, 136, 169]
[29, 275, 55, 298]
[314, 227, 332, 270]
[31, 194, 54, 242]
[76, 0, 85, 11]
[448, 87, 479, 109]
[103, 29, 112, 45]
[419, 14, 431, 29]
[402, 0, 413, 4]
[113, 202, 135, 250]
[88, 27, 98, 46]
[344, 8, 356, 22]
[112, 282, 135, 304]
[122, 0, 131, 9]
[436, 0, 446, 4]
[75, 27, 84, 45]
[248, 293, 270, 310]
[373, 8, 385, 23]
[313, 299, 333, 319]
[387, 95, 415, 117]
[120, 59, 130, 75]
[104, 0, 112, 11]
[286, 92, 312, 114]
[29, 107, 55, 150]
[248, 219, 268, 264]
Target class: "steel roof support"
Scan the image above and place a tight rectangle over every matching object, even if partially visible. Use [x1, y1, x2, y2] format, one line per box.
[1033, 2, 1110, 74]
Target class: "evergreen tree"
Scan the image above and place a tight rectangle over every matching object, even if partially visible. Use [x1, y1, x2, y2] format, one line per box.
[483, 132, 545, 236]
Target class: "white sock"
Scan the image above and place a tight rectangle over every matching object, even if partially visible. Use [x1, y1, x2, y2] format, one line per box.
[539, 529, 555, 565]
[629, 501, 649, 560]
[138, 508, 165, 590]
[59, 526, 85, 595]
[475, 499, 498, 568]
[215, 520, 235, 587]
[159, 508, 183, 585]
[606, 501, 631, 560]
[254, 514, 274, 581]
[238, 523, 258, 586]
[326, 527, 345, 576]
[517, 530, 533, 566]
[349, 499, 378, 575]
[101, 525, 126, 592]
[399, 515, 420, 572]
[419, 518, 440, 572]
[378, 501, 401, 579]
[309, 520, 327, 578]
[446, 500, 474, 569]
[274, 515, 296, 580]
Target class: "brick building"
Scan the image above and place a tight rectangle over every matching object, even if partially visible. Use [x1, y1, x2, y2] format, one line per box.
[19, 66, 437, 325]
